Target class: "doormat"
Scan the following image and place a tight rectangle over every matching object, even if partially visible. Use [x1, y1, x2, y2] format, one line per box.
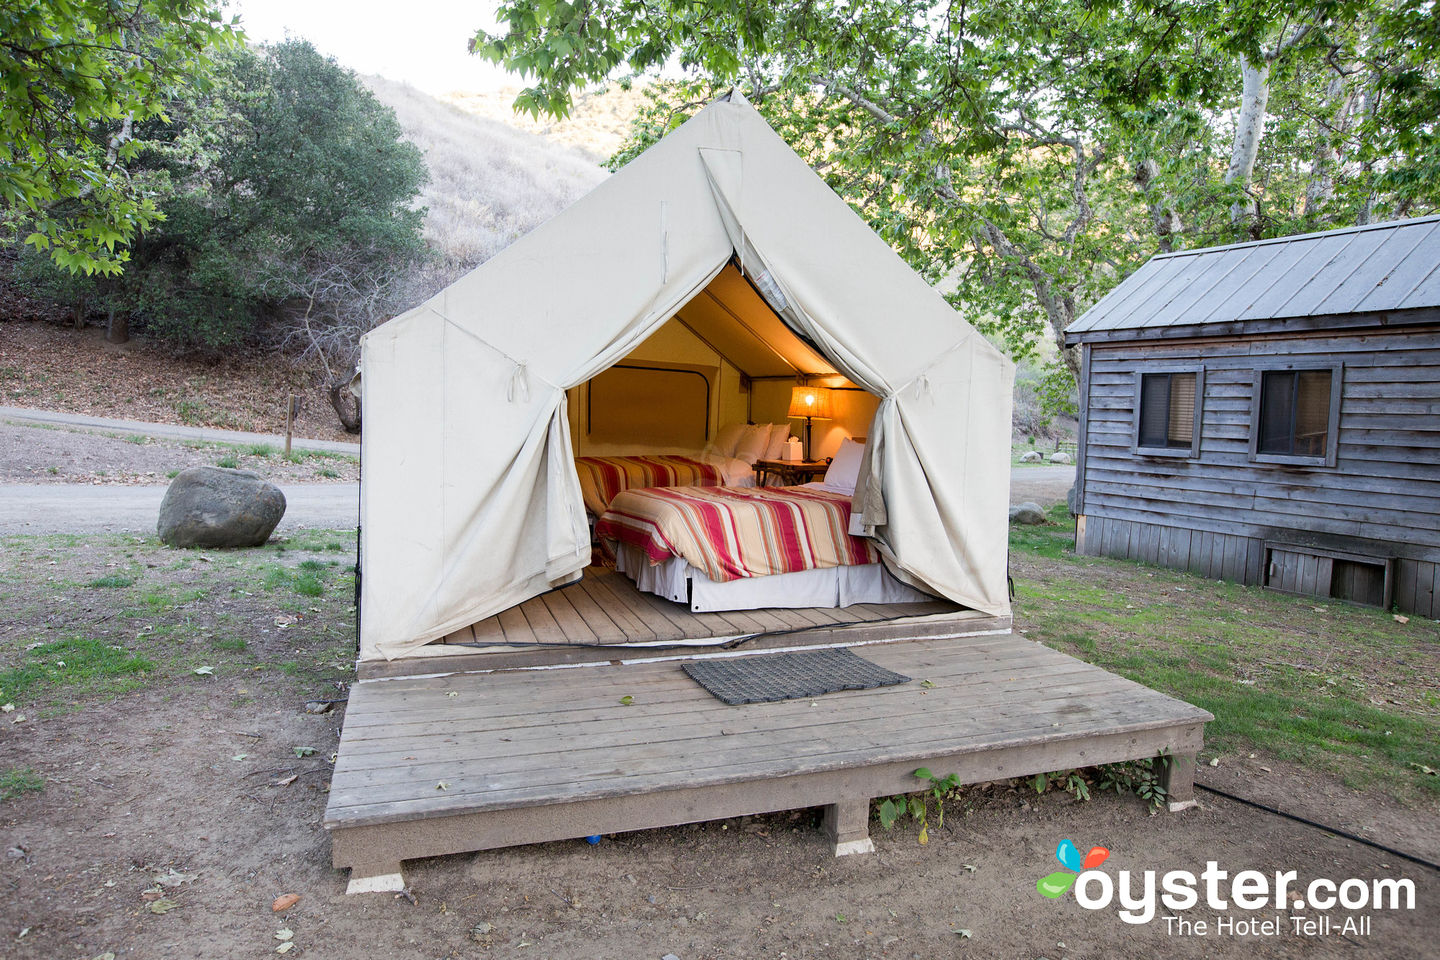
[683, 647, 911, 705]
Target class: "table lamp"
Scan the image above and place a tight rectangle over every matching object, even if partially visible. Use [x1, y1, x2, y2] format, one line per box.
[787, 385, 833, 461]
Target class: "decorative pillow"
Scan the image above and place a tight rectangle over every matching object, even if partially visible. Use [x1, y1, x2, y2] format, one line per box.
[764, 423, 792, 460]
[713, 422, 748, 459]
[822, 437, 865, 495]
[734, 424, 771, 464]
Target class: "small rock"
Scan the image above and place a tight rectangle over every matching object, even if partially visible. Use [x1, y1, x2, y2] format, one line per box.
[304, 700, 332, 715]
[663, 954, 682, 960]
[1049, 451, 1073, 464]
[470, 921, 494, 941]
[646, 894, 659, 905]
[271, 893, 301, 912]
[1019, 450, 1043, 463]
[1008, 502, 1046, 525]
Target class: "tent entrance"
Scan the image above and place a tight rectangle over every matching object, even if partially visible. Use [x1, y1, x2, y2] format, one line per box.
[567, 260, 876, 459]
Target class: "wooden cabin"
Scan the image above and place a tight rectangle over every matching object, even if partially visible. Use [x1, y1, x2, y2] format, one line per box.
[1065, 216, 1440, 618]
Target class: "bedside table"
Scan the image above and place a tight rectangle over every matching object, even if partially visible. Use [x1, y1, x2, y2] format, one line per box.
[754, 459, 830, 487]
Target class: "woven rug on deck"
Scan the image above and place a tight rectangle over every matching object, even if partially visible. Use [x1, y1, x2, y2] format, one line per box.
[682, 647, 911, 705]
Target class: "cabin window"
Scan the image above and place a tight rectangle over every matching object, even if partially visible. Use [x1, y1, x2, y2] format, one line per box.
[1250, 366, 1342, 467]
[1132, 369, 1202, 457]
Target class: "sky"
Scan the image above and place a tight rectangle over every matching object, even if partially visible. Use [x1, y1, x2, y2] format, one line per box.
[226, 1, 512, 94]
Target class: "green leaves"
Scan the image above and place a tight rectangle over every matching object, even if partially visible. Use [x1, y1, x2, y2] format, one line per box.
[469, 0, 1439, 393]
[0, 1, 240, 275]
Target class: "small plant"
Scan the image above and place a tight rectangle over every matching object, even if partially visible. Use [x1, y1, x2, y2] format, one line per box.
[246, 443, 274, 458]
[877, 768, 963, 844]
[0, 767, 44, 802]
[166, 469, 180, 479]
[1031, 769, 1092, 802]
[284, 451, 304, 464]
[87, 574, 136, 589]
[46, 465, 59, 475]
[125, 434, 148, 445]
[216, 455, 239, 469]
[316, 467, 338, 478]
[1094, 753, 1170, 812]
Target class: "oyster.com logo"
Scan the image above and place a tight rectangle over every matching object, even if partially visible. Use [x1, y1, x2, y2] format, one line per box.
[1037, 839, 1110, 898]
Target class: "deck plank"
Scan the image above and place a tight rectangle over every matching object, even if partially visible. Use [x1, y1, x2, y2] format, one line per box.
[496, 605, 534, 644]
[539, 590, 601, 644]
[552, 581, 628, 643]
[577, 574, 657, 640]
[468, 616, 507, 645]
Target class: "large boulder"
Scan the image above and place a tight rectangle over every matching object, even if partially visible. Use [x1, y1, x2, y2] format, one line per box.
[1049, 451, 1074, 464]
[1009, 501, 1047, 525]
[158, 467, 286, 548]
[1019, 450, 1043, 463]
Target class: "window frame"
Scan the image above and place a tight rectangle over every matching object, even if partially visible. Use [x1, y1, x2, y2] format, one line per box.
[1248, 364, 1343, 468]
[1131, 366, 1205, 459]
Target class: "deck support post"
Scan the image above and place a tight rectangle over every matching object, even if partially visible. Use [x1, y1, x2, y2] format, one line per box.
[823, 798, 874, 856]
[344, 861, 406, 895]
[1163, 751, 1199, 813]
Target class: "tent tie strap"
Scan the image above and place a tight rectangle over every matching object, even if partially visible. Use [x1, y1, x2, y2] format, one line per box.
[507, 360, 530, 402]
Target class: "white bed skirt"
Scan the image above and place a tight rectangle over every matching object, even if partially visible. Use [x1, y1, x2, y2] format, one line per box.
[612, 543, 936, 613]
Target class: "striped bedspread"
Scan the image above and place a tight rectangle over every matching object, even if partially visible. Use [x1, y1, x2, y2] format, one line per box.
[595, 485, 878, 582]
[575, 455, 724, 516]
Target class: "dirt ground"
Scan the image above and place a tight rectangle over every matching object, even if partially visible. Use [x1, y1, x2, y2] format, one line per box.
[2, 531, 1437, 959]
[0, 320, 355, 443]
[0, 421, 358, 485]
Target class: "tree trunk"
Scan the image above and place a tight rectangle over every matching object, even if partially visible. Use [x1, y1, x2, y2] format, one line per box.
[328, 380, 361, 434]
[1134, 158, 1180, 252]
[106, 307, 130, 345]
[1226, 55, 1272, 224]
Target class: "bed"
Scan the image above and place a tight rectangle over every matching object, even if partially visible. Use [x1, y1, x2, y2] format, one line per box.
[574, 452, 755, 516]
[594, 480, 935, 612]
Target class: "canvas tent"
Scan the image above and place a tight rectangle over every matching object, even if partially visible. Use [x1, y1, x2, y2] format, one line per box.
[357, 92, 1014, 661]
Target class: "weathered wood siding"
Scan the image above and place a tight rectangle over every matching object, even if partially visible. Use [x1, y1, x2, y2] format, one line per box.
[1076, 326, 1440, 618]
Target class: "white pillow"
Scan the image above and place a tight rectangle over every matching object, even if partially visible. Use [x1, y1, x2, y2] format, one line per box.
[764, 423, 791, 460]
[734, 424, 771, 464]
[713, 422, 748, 458]
[822, 438, 865, 495]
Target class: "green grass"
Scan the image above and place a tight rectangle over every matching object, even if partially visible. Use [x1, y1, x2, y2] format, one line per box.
[87, 574, 136, 589]
[215, 455, 239, 469]
[1008, 511, 1440, 799]
[0, 767, 44, 802]
[246, 443, 274, 458]
[315, 467, 338, 479]
[261, 562, 328, 598]
[0, 635, 156, 706]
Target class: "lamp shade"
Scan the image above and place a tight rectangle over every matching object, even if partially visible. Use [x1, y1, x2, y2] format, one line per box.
[787, 385, 833, 420]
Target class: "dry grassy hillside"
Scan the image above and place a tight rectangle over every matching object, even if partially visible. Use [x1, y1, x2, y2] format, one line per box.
[441, 84, 647, 163]
[362, 75, 610, 278]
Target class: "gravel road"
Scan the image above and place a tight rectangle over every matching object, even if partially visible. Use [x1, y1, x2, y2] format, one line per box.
[0, 482, 359, 535]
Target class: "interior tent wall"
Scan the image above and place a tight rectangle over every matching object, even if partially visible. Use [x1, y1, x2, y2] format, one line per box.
[566, 319, 750, 453]
[358, 93, 1014, 661]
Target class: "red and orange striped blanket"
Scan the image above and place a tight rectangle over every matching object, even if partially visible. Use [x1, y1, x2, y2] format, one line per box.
[575, 455, 724, 516]
[595, 485, 878, 583]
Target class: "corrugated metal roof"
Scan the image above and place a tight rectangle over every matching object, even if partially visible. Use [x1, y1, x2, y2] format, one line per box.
[1067, 214, 1440, 335]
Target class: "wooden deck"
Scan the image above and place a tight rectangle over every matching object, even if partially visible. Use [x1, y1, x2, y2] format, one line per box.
[360, 567, 996, 677]
[327, 632, 1211, 891]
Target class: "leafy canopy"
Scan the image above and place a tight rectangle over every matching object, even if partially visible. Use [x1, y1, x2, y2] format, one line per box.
[21, 40, 429, 350]
[0, 0, 239, 275]
[474, 0, 1439, 382]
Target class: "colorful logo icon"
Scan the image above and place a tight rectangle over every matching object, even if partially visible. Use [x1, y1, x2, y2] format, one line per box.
[1037, 839, 1110, 898]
